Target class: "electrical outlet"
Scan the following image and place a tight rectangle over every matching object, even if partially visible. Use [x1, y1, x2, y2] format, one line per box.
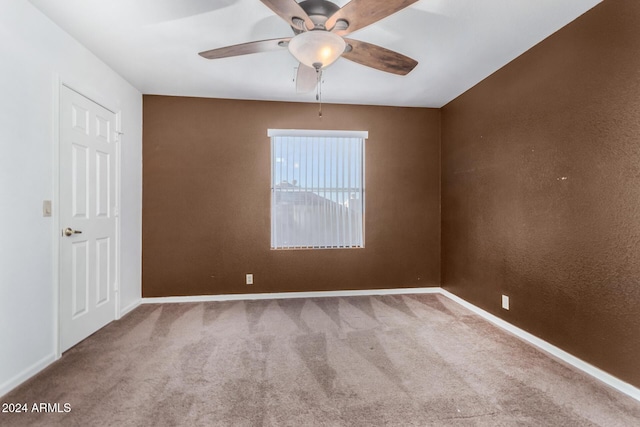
[246, 274, 253, 285]
[502, 295, 510, 310]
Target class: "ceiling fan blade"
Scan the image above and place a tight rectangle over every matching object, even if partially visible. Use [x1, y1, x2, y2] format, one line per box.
[326, 0, 419, 36]
[296, 63, 318, 93]
[198, 38, 290, 59]
[342, 39, 418, 75]
[259, 0, 314, 31]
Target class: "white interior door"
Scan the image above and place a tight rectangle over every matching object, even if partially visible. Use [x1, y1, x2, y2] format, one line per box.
[59, 85, 118, 352]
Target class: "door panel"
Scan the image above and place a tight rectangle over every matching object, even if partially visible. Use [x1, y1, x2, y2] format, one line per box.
[96, 151, 110, 218]
[71, 143, 89, 218]
[95, 237, 110, 306]
[60, 86, 117, 352]
[71, 241, 89, 317]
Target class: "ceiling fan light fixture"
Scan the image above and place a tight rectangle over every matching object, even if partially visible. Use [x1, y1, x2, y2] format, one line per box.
[288, 30, 346, 69]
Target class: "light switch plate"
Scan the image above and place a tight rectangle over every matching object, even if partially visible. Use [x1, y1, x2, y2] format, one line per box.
[43, 200, 52, 217]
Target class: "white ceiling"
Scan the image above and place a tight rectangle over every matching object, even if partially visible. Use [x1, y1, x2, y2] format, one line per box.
[28, 0, 601, 108]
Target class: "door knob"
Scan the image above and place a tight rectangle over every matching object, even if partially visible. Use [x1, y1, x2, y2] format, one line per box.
[63, 227, 82, 237]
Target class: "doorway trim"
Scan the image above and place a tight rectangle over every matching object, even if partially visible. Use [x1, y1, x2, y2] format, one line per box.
[53, 75, 122, 359]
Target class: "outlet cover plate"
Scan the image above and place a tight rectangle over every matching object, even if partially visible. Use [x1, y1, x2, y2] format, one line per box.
[502, 295, 510, 310]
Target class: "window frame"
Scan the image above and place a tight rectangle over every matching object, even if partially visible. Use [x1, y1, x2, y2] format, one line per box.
[268, 129, 367, 250]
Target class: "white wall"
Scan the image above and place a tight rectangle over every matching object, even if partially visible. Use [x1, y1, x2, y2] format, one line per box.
[0, 0, 142, 396]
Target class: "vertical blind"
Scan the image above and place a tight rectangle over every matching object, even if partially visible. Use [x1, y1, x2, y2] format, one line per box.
[269, 130, 366, 249]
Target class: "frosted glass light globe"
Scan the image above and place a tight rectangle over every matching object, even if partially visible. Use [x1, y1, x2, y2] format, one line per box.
[288, 30, 346, 69]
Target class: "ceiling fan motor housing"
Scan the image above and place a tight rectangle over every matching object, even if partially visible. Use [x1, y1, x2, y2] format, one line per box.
[298, 0, 341, 29]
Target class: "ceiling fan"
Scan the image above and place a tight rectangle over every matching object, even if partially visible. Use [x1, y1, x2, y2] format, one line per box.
[198, 0, 419, 93]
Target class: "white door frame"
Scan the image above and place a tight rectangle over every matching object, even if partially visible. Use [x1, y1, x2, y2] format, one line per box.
[53, 76, 122, 359]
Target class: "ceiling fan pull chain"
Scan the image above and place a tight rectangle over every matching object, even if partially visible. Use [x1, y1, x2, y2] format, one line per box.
[317, 69, 323, 118]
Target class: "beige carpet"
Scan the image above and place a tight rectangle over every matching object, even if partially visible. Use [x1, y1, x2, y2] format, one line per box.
[2, 293, 639, 426]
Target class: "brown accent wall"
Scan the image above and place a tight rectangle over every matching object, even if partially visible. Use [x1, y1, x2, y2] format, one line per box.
[441, 0, 640, 388]
[143, 97, 441, 297]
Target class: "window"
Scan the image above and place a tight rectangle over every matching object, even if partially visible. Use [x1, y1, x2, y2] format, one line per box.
[269, 129, 367, 249]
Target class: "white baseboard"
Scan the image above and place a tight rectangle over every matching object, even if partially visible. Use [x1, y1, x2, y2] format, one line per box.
[0, 353, 56, 398]
[141, 286, 441, 304]
[439, 289, 640, 403]
[119, 299, 141, 317]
